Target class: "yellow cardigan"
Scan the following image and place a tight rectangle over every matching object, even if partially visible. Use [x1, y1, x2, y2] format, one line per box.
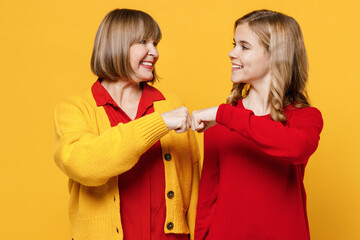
[54, 89, 200, 240]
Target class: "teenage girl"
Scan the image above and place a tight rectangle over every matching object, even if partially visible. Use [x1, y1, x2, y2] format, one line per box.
[192, 10, 323, 240]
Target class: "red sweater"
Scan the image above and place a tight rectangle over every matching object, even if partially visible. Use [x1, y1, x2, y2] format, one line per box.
[195, 101, 323, 240]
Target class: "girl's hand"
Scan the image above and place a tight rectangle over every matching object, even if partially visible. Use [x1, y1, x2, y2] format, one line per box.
[191, 106, 219, 133]
[161, 106, 192, 133]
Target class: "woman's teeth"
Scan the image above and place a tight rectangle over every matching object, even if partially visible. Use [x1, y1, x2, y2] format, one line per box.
[232, 64, 243, 69]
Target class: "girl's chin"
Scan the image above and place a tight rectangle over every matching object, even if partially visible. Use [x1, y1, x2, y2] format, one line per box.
[230, 75, 250, 84]
[231, 78, 245, 84]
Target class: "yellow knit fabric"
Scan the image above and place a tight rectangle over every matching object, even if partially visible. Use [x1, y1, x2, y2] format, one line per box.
[54, 89, 200, 240]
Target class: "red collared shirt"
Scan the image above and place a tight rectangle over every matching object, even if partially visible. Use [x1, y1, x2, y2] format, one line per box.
[92, 80, 188, 240]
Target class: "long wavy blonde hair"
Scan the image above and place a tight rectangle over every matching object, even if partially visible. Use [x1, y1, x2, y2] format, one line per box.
[226, 10, 310, 123]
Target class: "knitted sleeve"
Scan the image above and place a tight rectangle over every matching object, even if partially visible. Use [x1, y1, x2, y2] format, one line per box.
[53, 96, 169, 186]
[194, 128, 220, 240]
[216, 104, 324, 164]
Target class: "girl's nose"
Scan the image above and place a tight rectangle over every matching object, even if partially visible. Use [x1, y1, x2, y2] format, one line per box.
[228, 48, 237, 59]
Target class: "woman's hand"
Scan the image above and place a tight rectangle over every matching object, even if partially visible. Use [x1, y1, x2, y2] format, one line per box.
[161, 106, 192, 133]
[191, 106, 219, 133]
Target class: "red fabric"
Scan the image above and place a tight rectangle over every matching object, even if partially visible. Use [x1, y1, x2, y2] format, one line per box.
[92, 80, 188, 240]
[195, 100, 323, 240]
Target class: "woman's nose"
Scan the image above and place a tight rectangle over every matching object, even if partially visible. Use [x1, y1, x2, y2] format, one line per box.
[148, 45, 159, 57]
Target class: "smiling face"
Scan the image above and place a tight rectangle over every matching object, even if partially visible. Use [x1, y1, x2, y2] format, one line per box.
[91, 9, 162, 83]
[129, 38, 159, 82]
[229, 23, 271, 84]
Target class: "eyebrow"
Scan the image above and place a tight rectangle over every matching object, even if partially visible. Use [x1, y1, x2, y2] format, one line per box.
[233, 39, 252, 46]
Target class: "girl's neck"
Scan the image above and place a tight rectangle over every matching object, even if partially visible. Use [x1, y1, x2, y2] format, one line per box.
[242, 76, 271, 116]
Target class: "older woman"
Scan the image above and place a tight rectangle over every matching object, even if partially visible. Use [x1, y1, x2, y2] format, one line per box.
[54, 9, 199, 240]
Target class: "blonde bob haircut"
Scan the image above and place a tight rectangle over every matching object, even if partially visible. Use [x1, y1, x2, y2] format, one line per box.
[227, 10, 310, 123]
[91, 9, 162, 83]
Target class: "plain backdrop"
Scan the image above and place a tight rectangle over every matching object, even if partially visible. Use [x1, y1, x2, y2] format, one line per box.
[0, 0, 359, 239]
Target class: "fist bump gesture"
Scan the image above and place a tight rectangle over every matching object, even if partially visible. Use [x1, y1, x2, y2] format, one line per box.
[161, 106, 219, 133]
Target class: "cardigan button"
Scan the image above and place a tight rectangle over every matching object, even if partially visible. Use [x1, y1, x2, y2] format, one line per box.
[164, 153, 172, 161]
[167, 191, 174, 199]
[167, 222, 174, 230]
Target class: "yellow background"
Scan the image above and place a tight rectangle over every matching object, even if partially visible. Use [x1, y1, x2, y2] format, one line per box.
[1, 0, 359, 239]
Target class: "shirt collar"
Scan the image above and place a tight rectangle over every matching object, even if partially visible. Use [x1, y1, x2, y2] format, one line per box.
[91, 79, 114, 107]
[137, 82, 165, 117]
[91, 79, 165, 109]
